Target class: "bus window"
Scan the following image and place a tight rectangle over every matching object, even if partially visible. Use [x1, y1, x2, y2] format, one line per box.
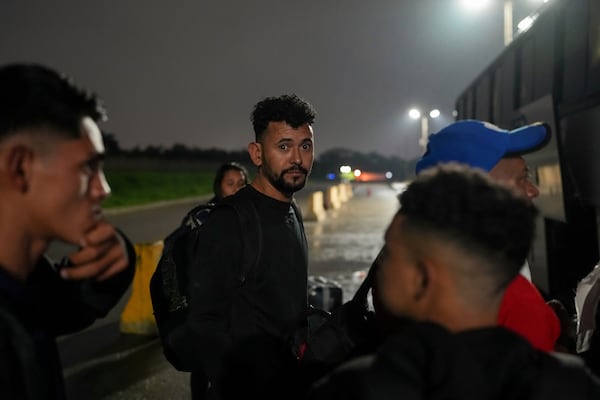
[475, 75, 491, 120]
[466, 88, 475, 119]
[533, 16, 555, 100]
[492, 66, 502, 123]
[562, 0, 587, 103]
[518, 38, 534, 107]
[587, 0, 600, 94]
[500, 50, 516, 122]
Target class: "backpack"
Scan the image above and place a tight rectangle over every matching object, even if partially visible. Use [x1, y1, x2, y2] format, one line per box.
[149, 196, 262, 371]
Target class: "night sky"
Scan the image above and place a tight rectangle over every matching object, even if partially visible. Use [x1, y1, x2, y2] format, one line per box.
[0, 1, 544, 159]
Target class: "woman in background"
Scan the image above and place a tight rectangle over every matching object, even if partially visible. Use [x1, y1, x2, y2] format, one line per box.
[209, 162, 249, 203]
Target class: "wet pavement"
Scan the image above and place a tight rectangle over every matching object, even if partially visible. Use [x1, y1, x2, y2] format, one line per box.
[304, 182, 400, 299]
[68, 181, 401, 399]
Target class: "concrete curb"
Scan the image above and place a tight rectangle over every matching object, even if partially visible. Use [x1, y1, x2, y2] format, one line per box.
[105, 195, 213, 216]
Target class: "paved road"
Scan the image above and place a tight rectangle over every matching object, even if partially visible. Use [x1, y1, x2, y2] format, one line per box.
[56, 184, 398, 400]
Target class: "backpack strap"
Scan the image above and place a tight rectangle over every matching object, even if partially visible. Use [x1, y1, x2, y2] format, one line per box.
[351, 247, 383, 304]
[291, 198, 304, 225]
[221, 198, 262, 286]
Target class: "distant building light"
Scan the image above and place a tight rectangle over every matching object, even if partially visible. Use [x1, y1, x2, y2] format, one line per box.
[353, 169, 362, 177]
[385, 171, 393, 179]
[326, 173, 336, 181]
[339, 165, 352, 174]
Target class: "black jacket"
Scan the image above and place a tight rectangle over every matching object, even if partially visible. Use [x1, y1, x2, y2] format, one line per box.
[176, 185, 309, 399]
[0, 234, 135, 400]
[309, 322, 600, 400]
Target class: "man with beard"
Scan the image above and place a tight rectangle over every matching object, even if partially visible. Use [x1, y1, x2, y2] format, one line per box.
[177, 94, 315, 400]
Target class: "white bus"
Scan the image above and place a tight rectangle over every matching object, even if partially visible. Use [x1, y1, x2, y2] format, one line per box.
[455, 0, 600, 310]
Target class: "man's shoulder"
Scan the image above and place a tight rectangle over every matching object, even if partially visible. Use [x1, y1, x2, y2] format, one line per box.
[533, 351, 600, 398]
[309, 355, 374, 400]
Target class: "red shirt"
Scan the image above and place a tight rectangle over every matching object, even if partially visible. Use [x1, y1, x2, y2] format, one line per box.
[498, 274, 561, 351]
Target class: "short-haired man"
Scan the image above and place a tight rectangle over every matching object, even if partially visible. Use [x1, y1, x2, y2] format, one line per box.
[413, 120, 561, 352]
[177, 94, 315, 399]
[0, 64, 135, 398]
[310, 165, 600, 399]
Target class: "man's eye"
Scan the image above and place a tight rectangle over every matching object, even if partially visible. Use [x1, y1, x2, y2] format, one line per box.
[83, 159, 101, 175]
[302, 143, 312, 150]
[279, 144, 288, 150]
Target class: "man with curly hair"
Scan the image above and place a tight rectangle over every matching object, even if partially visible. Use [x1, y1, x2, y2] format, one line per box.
[173, 94, 316, 399]
[310, 165, 600, 399]
[410, 120, 562, 353]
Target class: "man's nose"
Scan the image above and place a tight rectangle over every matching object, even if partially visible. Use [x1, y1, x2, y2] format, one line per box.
[291, 147, 302, 165]
[527, 181, 540, 200]
[92, 171, 112, 200]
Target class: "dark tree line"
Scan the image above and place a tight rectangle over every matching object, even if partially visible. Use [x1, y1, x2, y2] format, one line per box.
[102, 133, 417, 180]
[102, 132, 251, 163]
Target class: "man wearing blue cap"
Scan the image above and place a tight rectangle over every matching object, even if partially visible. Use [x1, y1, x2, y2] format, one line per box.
[309, 165, 600, 400]
[414, 119, 560, 352]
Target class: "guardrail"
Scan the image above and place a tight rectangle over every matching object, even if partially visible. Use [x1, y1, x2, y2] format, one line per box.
[120, 183, 353, 333]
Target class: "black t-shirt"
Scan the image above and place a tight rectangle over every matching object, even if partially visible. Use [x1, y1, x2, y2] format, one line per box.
[184, 185, 308, 388]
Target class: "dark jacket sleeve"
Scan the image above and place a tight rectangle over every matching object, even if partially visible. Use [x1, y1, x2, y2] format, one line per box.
[176, 206, 243, 382]
[0, 309, 41, 399]
[29, 230, 136, 336]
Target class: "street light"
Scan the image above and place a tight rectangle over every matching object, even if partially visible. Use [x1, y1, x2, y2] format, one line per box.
[461, 0, 551, 46]
[409, 107, 440, 150]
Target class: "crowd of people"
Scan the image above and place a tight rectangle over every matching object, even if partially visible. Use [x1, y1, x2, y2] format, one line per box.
[0, 62, 599, 400]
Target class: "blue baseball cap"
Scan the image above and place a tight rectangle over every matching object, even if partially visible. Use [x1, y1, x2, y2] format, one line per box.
[415, 120, 551, 174]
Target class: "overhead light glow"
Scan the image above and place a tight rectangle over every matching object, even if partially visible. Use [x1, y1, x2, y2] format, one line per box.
[339, 165, 352, 174]
[460, 0, 491, 12]
[408, 108, 421, 119]
[353, 169, 362, 177]
[429, 109, 440, 118]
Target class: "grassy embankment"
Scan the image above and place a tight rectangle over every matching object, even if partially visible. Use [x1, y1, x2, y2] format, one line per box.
[102, 170, 215, 208]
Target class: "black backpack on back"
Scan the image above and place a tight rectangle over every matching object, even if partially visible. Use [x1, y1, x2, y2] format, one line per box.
[149, 196, 262, 371]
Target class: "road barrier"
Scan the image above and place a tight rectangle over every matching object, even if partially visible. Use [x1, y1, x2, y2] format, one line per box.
[324, 186, 341, 210]
[341, 183, 353, 200]
[120, 242, 161, 335]
[119, 184, 356, 334]
[304, 191, 327, 221]
[338, 183, 348, 203]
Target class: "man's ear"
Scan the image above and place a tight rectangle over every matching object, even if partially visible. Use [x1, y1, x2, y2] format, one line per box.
[247, 142, 262, 167]
[5, 144, 33, 192]
[414, 259, 432, 301]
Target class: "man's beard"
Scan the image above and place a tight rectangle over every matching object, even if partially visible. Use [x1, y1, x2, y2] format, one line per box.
[268, 166, 310, 196]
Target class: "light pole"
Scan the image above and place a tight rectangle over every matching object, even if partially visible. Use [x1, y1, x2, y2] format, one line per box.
[503, 0, 513, 46]
[409, 108, 440, 150]
[461, 0, 550, 46]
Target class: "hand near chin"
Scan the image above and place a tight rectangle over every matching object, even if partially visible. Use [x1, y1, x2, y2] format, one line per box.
[60, 220, 130, 281]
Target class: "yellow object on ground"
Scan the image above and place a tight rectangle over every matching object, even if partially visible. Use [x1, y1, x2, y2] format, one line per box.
[120, 241, 164, 335]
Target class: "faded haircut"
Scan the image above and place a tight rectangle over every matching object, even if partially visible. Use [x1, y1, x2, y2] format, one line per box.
[0, 63, 106, 141]
[398, 163, 538, 290]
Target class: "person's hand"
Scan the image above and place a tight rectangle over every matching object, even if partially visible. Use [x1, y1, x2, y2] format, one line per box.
[60, 221, 130, 281]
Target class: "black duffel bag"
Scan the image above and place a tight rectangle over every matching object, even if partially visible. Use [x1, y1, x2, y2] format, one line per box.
[298, 252, 382, 382]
